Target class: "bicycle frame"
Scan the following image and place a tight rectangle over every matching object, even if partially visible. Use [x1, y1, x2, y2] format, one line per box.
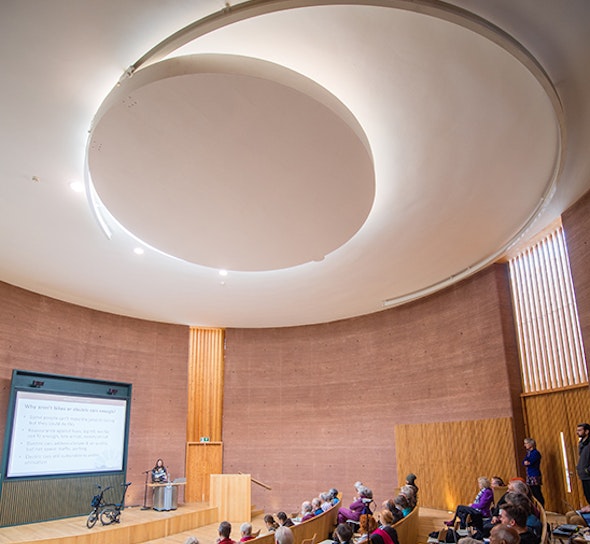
[99, 482, 132, 526]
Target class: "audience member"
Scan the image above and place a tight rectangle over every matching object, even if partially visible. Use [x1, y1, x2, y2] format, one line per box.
[275, 526, 294, 544]
[445, 477, 493, 531]
[499, 504, 540, 544]
[333, 523, 354, 544]
[382, 499, 404, 524]
[492, 476, 506, 488]
[277, 511, 294, 527]
[300, 500, 315, 522]
[504, 492, 542, 537]
[400, 485, 417, 510]
[185, 537, 199, 544]
[490, 525, 521, 544]
[357, 514, 379, 543]
[370, 511, 400, 544]
[312, 497, 323, 516]
[406, 473, 419, 494]
[264, 514, 280, 532]
[240, 522, 254, 542]
[217, 521, 236, 544]
[337, 485, 373, 524]
[330, 488, 341, 505]
[321, 492, 334, 512]
[393, 494, 411, 517]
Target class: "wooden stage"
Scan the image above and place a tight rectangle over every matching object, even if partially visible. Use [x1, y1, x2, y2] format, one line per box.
[0, 502, 222, 544]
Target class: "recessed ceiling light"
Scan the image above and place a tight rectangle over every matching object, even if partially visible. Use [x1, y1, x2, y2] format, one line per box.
[69, 181, 84, 193]
[219, 269, 228, 277]
[133, 247, 145, 255]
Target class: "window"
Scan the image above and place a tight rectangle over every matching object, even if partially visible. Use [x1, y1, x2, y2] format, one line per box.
[508, 224, 588, 393]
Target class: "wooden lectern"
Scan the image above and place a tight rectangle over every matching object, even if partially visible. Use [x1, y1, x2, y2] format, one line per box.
[209, 474, 251, 523]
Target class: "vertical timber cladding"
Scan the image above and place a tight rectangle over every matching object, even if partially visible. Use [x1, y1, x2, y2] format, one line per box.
[0, 473, 124, 527]
[395, 417, 517, 511]
[523, 386, 590, 513]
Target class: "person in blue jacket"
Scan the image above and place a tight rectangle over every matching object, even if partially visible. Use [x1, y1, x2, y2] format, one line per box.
[523, 438, 545, 507]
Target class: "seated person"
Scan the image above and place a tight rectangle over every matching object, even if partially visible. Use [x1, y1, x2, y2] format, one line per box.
[330, 488, 341, 505]
[446, 477, 493, 531]
[321, 492, 334, 512]
[275, 527, 294, 544]
[312, 497, 323, 516]
[337, 485, 373, 524]
[499, 504, 540, 544]
[300, 501, 315, 522]
[490, 525, 521, 544]
[393, 494, 411, 517]
[400, 485, 417, 510]
[240, 522, 255, 542]
[217, 521, 236, 544]
[357, 514, 379, 543]
[406, 473, 419, 495]
[264, 514, 280, 532]
[504, 492, 542, 537]
[370, 512, 400, 544]
[382, 499, 404, 524]
[484, 478, 526, 536]
[277, 511, 294, 527]
[333, 523, 354, 544]
[492, 476, 506, 488]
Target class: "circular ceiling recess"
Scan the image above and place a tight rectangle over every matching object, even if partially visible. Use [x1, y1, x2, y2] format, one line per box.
[88, 54, 375, 271]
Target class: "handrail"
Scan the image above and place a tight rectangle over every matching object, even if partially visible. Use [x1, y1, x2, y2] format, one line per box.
[238, 472, 272, 490]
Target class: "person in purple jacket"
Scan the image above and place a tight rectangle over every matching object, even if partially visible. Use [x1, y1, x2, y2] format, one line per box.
[337, 484, 373, 524]
[445, 476, 494, 531]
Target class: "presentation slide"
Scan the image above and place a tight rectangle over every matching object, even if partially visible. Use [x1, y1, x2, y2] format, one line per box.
[7, 391, 127, 478]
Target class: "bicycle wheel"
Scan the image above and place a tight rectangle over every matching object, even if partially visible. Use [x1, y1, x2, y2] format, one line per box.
[86, 510, 98, 529]
[100, 507, 117, 525]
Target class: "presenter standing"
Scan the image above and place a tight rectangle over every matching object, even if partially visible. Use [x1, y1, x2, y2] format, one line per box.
[151, 458, 169, 483]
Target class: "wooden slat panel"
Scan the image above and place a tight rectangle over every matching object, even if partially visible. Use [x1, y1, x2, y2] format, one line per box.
[395, 418, 517, 511]
[185, 443, 223, 503]
[523, 385, 590, 512]
[187, 327, 225, 442]
[186, 327, 225, 504]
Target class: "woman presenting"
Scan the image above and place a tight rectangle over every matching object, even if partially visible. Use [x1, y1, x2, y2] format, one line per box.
[151, 458, 169, 483]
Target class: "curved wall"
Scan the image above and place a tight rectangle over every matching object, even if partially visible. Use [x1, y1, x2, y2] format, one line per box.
[0, 283, 189, 507]
[223, 263, 524, 513]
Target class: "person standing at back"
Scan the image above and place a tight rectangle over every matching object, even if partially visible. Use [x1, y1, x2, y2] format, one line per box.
[577, 423, 590, 504]
[523, 438, 544, 507]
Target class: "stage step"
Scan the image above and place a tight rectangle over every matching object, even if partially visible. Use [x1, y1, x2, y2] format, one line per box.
[252, 505, 265, 518]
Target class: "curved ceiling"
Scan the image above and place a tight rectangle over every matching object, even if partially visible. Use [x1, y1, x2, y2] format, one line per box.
[1, 0, 589, 328]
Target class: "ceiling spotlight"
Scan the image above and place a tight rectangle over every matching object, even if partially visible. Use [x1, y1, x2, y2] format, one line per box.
[219, 269, 228, 277]
[134, 247, 145, 255]
[69, 181, 84, 193]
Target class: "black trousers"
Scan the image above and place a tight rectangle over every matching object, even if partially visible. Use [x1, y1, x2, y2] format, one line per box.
[455, 505, 483, 530]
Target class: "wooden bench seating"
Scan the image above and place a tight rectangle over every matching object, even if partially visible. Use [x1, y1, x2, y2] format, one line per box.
[391, 505, 420, 544]
[249, 503, 339, 544]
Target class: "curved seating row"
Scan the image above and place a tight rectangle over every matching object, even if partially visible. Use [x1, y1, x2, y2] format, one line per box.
[248, 502, 419, 544]
[392, 505, 420, 544]
[248, 504, 339, 544]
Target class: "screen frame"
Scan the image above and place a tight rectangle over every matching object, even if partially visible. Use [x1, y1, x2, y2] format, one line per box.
[1, 370, 132, 483]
